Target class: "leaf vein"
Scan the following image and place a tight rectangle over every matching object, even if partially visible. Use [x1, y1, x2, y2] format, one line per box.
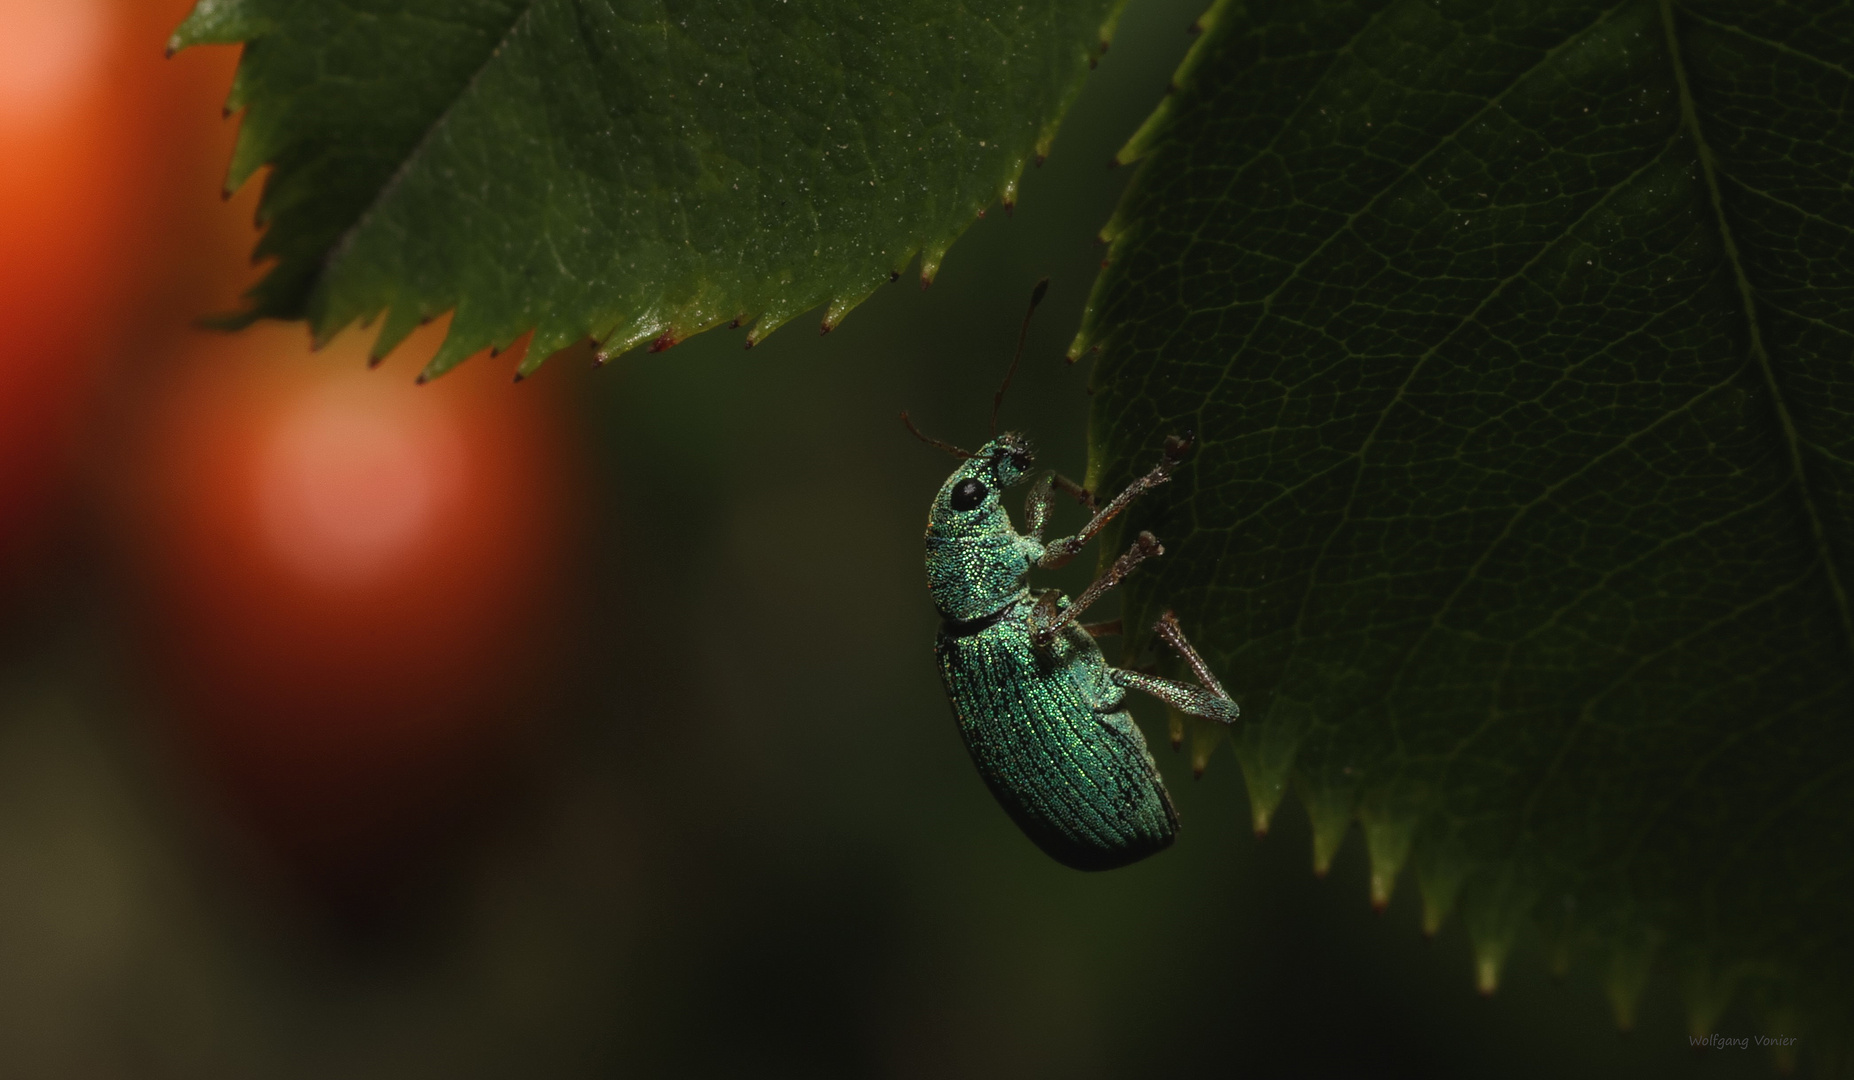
[1511, 560, 1821, 838]
[325, 0, 543, 319]
[1661, 0, 1854, 659]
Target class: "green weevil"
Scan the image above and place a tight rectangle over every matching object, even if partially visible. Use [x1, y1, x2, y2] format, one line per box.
[906, 284, 1239, 871]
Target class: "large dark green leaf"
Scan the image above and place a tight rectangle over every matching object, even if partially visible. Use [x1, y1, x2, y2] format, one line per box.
[1076, 0, 1853, 1059]
[172, 0, 1125, 379]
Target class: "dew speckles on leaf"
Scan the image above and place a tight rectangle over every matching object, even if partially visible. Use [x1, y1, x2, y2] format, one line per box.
[194, 0, 1117, 368]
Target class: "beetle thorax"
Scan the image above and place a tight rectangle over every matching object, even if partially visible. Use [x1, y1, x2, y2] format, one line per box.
[924, 435, 1039, 622]
[926, 520, 1033, 620]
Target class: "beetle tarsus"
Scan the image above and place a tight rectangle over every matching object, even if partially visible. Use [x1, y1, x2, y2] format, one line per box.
[1111, 611, 1239, 725]
[1037, 437, 1184, 568]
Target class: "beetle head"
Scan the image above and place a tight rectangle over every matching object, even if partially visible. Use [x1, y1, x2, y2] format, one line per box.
[932, 432, 1034, 524]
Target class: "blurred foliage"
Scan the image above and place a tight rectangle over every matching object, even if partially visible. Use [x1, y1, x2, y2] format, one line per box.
[170, 0, 1126, 379]
[1080, 0, 1854, 1064]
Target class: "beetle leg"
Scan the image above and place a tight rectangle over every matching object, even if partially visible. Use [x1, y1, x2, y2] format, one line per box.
[1025, 471, 1098, 541]
[1113, 671, 1239, 725]
[1051, 472, 1097, 512]
[1029, 531, 1162, 647]
[1152, 610, 1227, 697]
[1023, 473, 1056, 539]
[1082, 618, 1123, 638]
[1110, 610, 1239, 725]
[1037, 434, 1191, 569]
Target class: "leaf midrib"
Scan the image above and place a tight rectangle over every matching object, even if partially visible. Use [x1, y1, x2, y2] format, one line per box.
[1659, 0, 1854, 660]
[320, 0, 543, 321]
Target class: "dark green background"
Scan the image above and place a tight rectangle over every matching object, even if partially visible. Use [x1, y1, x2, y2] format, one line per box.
[0, 0, 1790, 1074]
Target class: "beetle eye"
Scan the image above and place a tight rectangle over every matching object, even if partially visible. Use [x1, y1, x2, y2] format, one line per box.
[1010, 449, 1033, 471]
[951, 477, 988, 511]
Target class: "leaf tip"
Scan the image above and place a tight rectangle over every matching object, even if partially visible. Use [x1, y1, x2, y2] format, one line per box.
[1361, 801, 1418, 915]
[919, 244, 948, 289]
[1462, 870, 1532, 1003]
[1475, 954, 1502, 997]
[1189, 0, 1229, 38]
[1188, 715, 1224, 778]
[823, 287, 876, 335]
[1231, 724, 1299, 840]
[743, 309, 793, 349]
[1301, 782, 1354, 878]
[1418, 876, 1462, 938]
[1679, 956, 1743, 1040]
[1605, 949, 1654, 1032]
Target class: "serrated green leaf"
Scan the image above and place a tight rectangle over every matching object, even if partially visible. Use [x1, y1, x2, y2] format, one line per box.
[174, 0, 1125, 379]
[1078, 0, 1854, 1057]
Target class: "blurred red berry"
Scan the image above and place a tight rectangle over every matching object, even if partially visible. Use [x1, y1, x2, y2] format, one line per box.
[119, 323, 581, 898]
[0, 0, 232, 588]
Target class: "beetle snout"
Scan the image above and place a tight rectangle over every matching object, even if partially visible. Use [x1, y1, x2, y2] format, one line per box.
[992, 432, 1035, 482]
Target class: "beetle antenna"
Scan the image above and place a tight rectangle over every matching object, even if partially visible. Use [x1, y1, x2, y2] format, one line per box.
[901, 411, 975, 459]
[990, 277, 1049, 437]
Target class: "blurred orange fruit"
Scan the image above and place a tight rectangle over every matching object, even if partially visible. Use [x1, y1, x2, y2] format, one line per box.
[120, 322, 582, 899]
[0, 0, 231, 586]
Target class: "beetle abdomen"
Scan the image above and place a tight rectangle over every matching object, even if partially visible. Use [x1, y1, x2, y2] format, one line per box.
[936, 609, 1178, 871]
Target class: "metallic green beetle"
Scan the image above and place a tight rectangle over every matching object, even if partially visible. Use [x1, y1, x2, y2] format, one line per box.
[911, 414, 1240, 871]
